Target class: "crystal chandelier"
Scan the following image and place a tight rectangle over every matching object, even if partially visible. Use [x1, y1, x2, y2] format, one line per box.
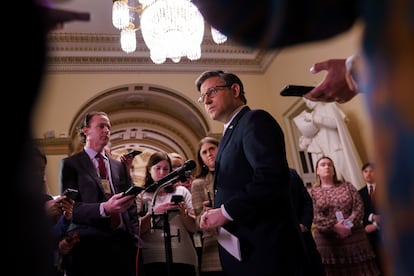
[112, 0, 227, 64]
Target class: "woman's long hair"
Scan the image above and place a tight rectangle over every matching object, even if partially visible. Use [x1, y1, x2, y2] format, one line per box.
[144, 151, 174, 193]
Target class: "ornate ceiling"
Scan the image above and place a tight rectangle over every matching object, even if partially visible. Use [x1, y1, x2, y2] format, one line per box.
[41, 0, 280, 187]
[46, 0, 278, 73]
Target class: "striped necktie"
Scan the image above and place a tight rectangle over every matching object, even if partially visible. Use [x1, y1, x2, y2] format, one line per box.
[368, 185, 374, 200]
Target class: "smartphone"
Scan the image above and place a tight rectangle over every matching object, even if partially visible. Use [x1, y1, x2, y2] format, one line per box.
[171, 195, 184, 205]
[122, 185, 144, 197]
[62, 188, 79, 201]
[280, 85, 315, 97]
[124, 150, 142, 158]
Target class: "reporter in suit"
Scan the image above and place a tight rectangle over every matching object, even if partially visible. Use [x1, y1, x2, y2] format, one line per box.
[59, 111, 140, 276]
[196, 71, 308, 275]
[359, 162, 383, 275]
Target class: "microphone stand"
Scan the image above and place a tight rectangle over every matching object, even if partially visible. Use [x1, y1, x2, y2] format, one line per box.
[151, 176, 185, 276]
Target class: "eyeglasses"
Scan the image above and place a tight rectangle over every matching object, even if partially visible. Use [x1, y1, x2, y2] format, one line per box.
[198, 85, 231, 104]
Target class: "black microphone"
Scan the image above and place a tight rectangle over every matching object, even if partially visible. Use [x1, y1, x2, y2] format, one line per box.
[178, 170, 193, 182]
[145, 160, 196, 192]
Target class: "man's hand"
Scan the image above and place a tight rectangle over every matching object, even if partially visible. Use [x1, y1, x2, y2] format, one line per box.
[60, 197, 74, 220]
[59, 232, 80, 255]
[103, 193, 135, 215]
[365, 224, 378, 233]
[200, 207, 229, 231]
[45, 197, 63, 218]
[305, 58, 359, 103]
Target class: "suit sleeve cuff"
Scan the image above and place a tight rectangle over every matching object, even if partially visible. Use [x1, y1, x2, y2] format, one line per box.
[221, 204, 233, 221]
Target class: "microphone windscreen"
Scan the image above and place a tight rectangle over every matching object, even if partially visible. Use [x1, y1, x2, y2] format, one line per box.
[183, 160, 196, 171]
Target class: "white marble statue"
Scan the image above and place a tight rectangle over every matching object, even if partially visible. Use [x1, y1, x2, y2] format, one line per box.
[293, 98, 364, 190]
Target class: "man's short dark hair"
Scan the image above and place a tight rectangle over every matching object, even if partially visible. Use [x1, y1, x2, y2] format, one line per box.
[78, 111, 109, 144]
[195, 70, 247, 104]
[362, 162, 375, 171]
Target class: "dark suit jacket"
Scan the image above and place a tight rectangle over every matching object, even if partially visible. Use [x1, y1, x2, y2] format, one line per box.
[289, 168, 325, 276]
[59, 150, 139, 239]
[214, 106, 307, 275]
[59, 150, 140, 276]
[359, 185, 377, 227]
[289, 169, 313, 230]
[359, 185, 382, 254]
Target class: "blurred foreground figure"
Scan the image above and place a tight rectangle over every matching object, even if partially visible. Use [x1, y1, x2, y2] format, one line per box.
[6, 1, 89, 275]
[193, 1, 414, 274]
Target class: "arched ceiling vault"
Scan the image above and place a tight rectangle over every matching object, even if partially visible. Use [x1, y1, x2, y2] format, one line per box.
[68, 83, 211, 163]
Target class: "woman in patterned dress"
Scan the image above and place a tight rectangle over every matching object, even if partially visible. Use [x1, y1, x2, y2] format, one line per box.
[309, 156, 379, 276]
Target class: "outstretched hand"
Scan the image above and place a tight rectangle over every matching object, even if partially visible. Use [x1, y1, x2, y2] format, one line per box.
[305, 58, 359, 103]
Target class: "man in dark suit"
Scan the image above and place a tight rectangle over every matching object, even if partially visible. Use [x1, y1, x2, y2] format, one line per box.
[289, 168, 325, 276]
[197, 70, 308, 275]
[193, 2, 414, 275]
[59, 111, 140, 276]
[359, 162, 383, 275]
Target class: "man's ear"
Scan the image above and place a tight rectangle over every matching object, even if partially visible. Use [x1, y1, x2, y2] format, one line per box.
[82, 126, 89, 137]
[231, 83, 240, 98]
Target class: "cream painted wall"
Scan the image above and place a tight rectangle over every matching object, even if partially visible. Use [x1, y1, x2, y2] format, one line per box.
[34, 21, 374, 195]
[263, 21, 374, 166]
[44, 154, 67, 196]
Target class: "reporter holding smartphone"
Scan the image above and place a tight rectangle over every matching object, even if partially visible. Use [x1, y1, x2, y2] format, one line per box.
[34, 147, 77, 276]
[119, 149, 142, 182]
[43, 193, 78, 276]
[136, 151, 198, 276]
[59, 111, 139, 276]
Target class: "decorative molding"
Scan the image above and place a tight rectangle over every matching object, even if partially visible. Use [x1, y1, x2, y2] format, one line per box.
[47, 32, 278, 73]
[35, 137, 72, 155]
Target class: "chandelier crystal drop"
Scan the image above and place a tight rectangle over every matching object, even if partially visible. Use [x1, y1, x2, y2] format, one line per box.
[211, 27, 227, 44]
[120, 27, 137, 53]
[112, 0, 130, 30]
[111, 0, 227, 64]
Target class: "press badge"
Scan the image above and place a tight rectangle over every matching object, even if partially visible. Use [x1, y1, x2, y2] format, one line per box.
[193, 232, 202, 248]
[101, 179, 112, 194]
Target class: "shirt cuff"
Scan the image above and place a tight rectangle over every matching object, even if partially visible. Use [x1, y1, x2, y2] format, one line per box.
[221, 204, 233, 221]
[345, 55, 356, 73]
[345, 54, 361, 85]
[100, 202, 109, 217]
[368, 213, 374, 222]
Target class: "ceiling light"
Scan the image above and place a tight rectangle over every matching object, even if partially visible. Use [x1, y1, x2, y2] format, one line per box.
[112, 0, 227, 64]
